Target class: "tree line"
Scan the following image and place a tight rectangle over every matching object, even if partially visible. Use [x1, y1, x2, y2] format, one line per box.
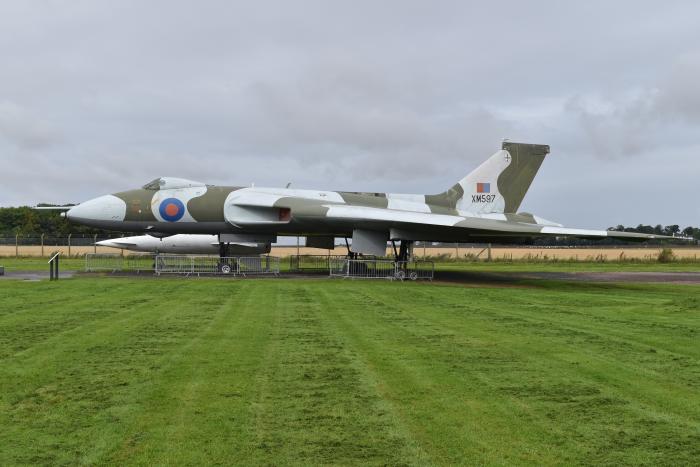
[0, 206, 114, 237]
[534, 224, 699, 246]
[0, 205, 698, 244]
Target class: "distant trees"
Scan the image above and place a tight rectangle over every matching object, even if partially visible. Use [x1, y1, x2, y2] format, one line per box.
[0, 206, 115, 237]
[607, 224, 693, 239]
[682, 226, 700, 239]
[526, 224, 698, 246]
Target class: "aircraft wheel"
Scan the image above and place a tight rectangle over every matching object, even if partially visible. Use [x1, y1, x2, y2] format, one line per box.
[409, 271, 418, 281]
[220, 264, 232, 274]
[395, 270, 406, 281]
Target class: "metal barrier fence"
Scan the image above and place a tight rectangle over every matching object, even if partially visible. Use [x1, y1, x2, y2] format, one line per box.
[396, 261, 435, 280]
[289, 254, 349, 272]
[85, 254, 155, 272]
[155, 255, 280, 276]
[329, 259, 434, 280]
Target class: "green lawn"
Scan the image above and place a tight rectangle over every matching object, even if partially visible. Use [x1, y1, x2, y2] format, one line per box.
[435, 260, 700, 273]
[0, 257, 88, 271]
[0, 278, 699, 465]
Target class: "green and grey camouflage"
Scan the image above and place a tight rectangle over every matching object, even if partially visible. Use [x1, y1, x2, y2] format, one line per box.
[65, 142, 687, 256]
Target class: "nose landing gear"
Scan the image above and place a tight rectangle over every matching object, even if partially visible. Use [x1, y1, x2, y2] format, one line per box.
[218, 242, 233, 273]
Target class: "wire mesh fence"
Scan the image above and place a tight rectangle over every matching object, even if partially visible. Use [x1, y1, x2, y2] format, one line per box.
[0, 234, 129, 246]
[2, 234, 140, 257]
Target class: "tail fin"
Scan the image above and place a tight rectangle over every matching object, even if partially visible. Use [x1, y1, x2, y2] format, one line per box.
[426, 142, 549, 214]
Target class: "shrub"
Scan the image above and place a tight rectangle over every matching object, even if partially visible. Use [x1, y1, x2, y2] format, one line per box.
[657, 248, 676, 263]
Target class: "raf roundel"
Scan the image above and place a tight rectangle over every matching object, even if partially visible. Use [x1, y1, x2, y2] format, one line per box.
[159, 198, 185, 222]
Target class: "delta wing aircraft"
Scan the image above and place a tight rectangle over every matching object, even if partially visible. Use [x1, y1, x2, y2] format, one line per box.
[65, 142, 683, 260]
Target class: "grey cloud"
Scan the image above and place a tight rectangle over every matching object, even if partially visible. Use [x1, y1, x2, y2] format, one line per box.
[563, 92, 658, 159]
[0, 101, 60, 150]
[654, 53, 700, 123]
[553, 52, 700, 160]
[0, 1, 699, 228]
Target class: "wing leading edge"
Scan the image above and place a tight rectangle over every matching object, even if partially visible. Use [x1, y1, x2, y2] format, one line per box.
[323, 205, 686, 242]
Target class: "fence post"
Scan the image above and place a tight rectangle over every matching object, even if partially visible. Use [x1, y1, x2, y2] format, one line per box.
[487, 243, 492, 262]
[68, 233, 72, 257]
[455, 242, 459, 260]
[48, 252, 60, 281]
[41, 233, 45, 257]
[94, 234, 98, 254]
[15, 233, 19, 257]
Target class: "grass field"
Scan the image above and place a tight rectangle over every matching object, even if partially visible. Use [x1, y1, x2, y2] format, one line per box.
[1, 277, 699, 465]
[437, 261, 700, 273]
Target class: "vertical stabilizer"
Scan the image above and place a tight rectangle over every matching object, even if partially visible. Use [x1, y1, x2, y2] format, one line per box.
[426, 142, 549, 214]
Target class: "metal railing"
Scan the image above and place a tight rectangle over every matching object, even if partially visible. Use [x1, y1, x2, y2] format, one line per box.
[289, 254, 349, 272]
[85, 254, 155, 273]
[396, 260, 435, 280]
[329, 259, 434, 280]
[154, 255, 280, 276]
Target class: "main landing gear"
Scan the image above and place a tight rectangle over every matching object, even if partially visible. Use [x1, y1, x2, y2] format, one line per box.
[344, 238, 359, 259]
[342, 236, 413, 262]
[391, 240, 413, 262]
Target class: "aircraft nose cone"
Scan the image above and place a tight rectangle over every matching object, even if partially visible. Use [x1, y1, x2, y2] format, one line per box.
[95, 239, 117, 247]
[67, 195, 126, 225]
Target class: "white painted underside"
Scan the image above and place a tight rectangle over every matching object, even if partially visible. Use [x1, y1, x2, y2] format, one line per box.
[229, 187, 345, 207]
[325, 205, 463, 226]
[540, 227, 608, 237]
[386, 193, 431, 213]
[326, 205, 610, 237]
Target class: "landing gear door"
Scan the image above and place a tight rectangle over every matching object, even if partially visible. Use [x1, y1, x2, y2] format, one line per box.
[350, 229, 388, 257]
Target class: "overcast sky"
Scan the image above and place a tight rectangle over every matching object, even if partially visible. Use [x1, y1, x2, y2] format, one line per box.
[1, 1, 699, 228]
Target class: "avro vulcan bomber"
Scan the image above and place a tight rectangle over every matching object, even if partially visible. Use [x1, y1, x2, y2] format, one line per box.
[65, 142, 683, 260]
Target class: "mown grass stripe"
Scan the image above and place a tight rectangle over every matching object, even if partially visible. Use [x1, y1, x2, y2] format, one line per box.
[0, 277, 697, 465]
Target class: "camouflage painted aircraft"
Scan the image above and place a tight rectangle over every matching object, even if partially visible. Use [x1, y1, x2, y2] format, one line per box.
[65, 142, 683, 259]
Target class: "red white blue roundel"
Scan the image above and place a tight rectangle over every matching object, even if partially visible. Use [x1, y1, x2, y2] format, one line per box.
[159, 198, 185, 222]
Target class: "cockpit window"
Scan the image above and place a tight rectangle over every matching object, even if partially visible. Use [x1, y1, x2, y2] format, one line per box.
[142, 178, 163, 190]
[141, 177, 205, 191]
